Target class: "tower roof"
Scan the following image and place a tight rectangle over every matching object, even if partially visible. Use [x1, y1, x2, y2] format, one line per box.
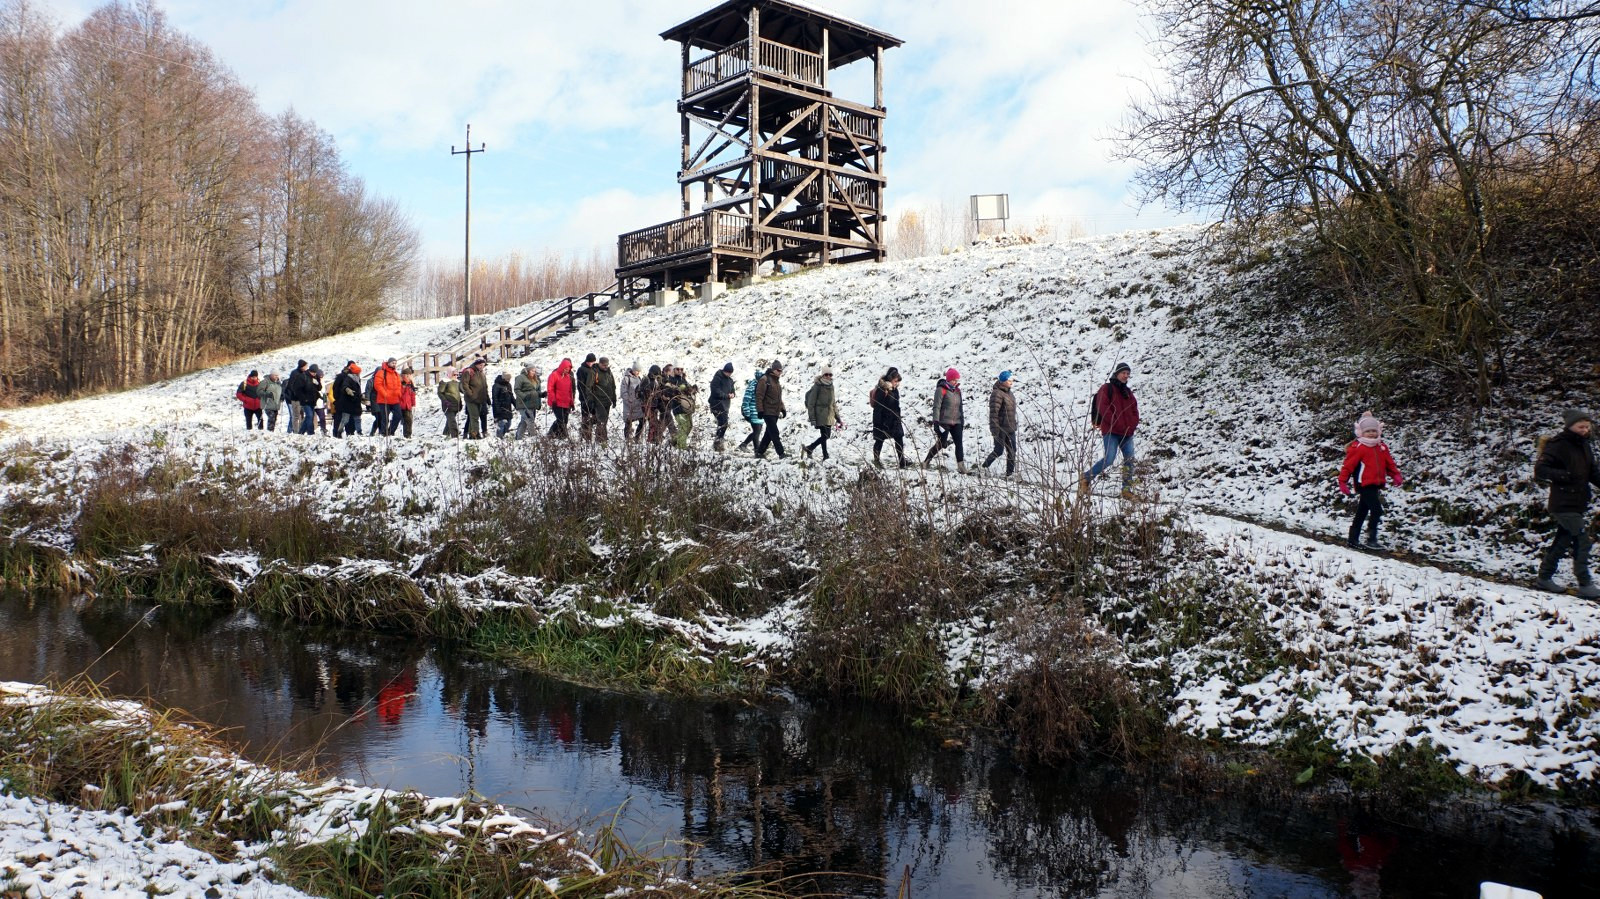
[662, 0, 902, 68]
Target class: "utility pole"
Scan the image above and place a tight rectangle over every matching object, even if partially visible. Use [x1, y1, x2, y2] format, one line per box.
[451, 124, 486, 330]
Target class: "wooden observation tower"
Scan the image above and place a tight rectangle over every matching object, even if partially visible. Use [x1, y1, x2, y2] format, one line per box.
[616, 0, 902, 303]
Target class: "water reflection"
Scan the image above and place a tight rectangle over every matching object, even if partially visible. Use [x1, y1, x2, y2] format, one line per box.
[1, 592, 1595, 898]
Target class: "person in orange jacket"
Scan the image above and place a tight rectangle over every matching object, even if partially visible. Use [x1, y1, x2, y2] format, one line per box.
[373, 357, 404, 435]
[1338, 411, 1404, 550]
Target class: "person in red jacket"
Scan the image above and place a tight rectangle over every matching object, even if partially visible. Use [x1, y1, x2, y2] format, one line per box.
[235, 370, 264, 430]
[1338, 411, 1404, 549]
[1081, 362, 1140, 494]
[547, 358, 576, 439]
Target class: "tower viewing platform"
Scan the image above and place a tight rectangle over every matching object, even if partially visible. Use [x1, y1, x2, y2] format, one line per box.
[616, 0, 902, 304]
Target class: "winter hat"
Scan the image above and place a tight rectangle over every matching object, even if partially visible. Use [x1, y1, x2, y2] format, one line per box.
[309, 365, 321, 374]
[821, 366, 833, 377]
[599, 357, 610, 366]
[631, 360, 642, 373]
[945, 368, 960, 381]
[722, 362, 734, 373]
[1563, 409, 1594, 428]
[385, 357, 396, 366]
[999, 370, 1013, 382]
[471, 357, 486, 367]
[1354, 413, 1384, 436]
[348, 363, 362, 375]
[771, 360, 784, 372]
[248, 370, 258, 378]
[524, 361, 537, 372]
[1112, 362, 1131, 377]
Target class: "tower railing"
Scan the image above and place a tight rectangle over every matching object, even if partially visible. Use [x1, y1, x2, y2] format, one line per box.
[684, 38, 824, 96]
[618, 210, 755, 269]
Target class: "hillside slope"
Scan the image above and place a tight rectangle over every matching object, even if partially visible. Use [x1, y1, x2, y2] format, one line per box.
[3, 226, 1597, 789]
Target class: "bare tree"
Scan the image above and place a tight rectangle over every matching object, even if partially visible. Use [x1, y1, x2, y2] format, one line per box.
[1121, 0, 1600, 400]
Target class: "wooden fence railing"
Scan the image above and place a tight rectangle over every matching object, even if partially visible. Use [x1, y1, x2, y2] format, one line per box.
[400, 284, 616, 386]
[618, 211, 754, 269]
[685, 38, 824, 95]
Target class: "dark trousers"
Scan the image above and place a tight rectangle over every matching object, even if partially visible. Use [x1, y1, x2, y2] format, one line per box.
[548, 406, 571, 438]
[315, 408, 327, 434]
[443, 407, 460, 438]
[713, 409, 730, 441]
[380, 403, 402, 436]
[264, 409, 278, 431]
[625, 417, 645, 442]
[739, 421, 763, 450]
[298, 402, 316, 435]
[924, 423, 964, 464]
[1349, 485, 1384, 544]
[1540, 512, 1593, 585]
[874, 435, 905, 465]
[755, 414, 785, 458]
[805, 426, 832, 459]
[244, 408, 262, 429]
[983, 429, 1017, 475]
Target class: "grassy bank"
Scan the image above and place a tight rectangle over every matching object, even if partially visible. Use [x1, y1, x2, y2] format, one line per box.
[0, 680, 780, 898]
[0, 433, 1562, 802]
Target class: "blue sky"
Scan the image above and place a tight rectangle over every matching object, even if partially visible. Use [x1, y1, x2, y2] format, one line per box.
[42, 0, 1195, 259]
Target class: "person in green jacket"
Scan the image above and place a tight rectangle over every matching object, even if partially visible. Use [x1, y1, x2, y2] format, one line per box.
[437, 367, 464, 438]
[513, 362, 543, 439]
[461, 358, 490, 439]
[259, 372, 285, 431]
[803, 366, 841, 461]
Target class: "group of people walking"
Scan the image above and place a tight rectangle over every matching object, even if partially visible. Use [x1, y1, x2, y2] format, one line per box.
[235, 351, 1598, 600]
[236, 359, 421, 438]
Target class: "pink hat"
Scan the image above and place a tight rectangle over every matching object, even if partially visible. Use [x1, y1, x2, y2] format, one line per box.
[945, 368, 960, 381]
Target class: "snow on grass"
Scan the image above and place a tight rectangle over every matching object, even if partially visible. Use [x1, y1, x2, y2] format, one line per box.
[2, 226, 1596, 791]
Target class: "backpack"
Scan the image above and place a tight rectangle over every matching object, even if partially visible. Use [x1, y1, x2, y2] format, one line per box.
[869, 386, 880, 408]
[1090, 387, 1101, 426]
[1533, 434, 1552, 487]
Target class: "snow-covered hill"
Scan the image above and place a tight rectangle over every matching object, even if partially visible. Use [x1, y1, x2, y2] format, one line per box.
[3, 225, 1597, 790]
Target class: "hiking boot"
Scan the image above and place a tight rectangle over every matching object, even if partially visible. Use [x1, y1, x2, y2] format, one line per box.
[1077, 475, 1091, 495]
[873, 456, 884, 470]
[1347, 539, 1363, 550]
[803, 445, 814, 459]
[1578, 583, 1600, 600]
[1364, 538, 1387, 551]
[957, 462, 968, 474]
[1535, 577, 1564, 593]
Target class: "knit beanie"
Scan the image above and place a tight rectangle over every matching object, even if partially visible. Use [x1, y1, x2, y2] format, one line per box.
[1564, 409, 1594, 428]
[945, 368, 960, 381]
[1112, 362, 1131, 378]
[999, 370, 1012, 382]
[1355, 413, 1384, 437]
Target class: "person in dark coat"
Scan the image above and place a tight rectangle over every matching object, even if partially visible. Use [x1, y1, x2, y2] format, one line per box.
[308, 365, 327, 435]
[1535, 409, 1600, 598]
[709, 363, 737, 450]
[334, 362, 365, 439]
[492, 371, 515, 438]
[437, 367, 463, 438]
[577, 353, 600, 441]
[871, 367, 907, 469]
[754, 361, 787, 459]
[284, 360, 310, 435]
[922, 368, 966, 471]
[462, 358, 490, 439]
[1337, 411, 1404, 549]
[642, 365, 669, 444]
[981, 371, 1019, 477]
[1081, 362, 1139, 492]
[591, 357, 618, 443]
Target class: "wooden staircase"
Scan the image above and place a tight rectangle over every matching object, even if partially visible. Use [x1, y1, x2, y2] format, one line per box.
[402, 283, 617, 386]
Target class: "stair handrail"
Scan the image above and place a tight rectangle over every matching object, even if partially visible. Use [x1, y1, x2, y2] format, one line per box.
[402, 280, 620, 386]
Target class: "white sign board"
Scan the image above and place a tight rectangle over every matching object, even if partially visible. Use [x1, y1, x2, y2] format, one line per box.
[970, 194, 1010, 222]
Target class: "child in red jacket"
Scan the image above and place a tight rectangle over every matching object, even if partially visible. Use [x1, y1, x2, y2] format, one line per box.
[1338, 411, 1404, 549]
